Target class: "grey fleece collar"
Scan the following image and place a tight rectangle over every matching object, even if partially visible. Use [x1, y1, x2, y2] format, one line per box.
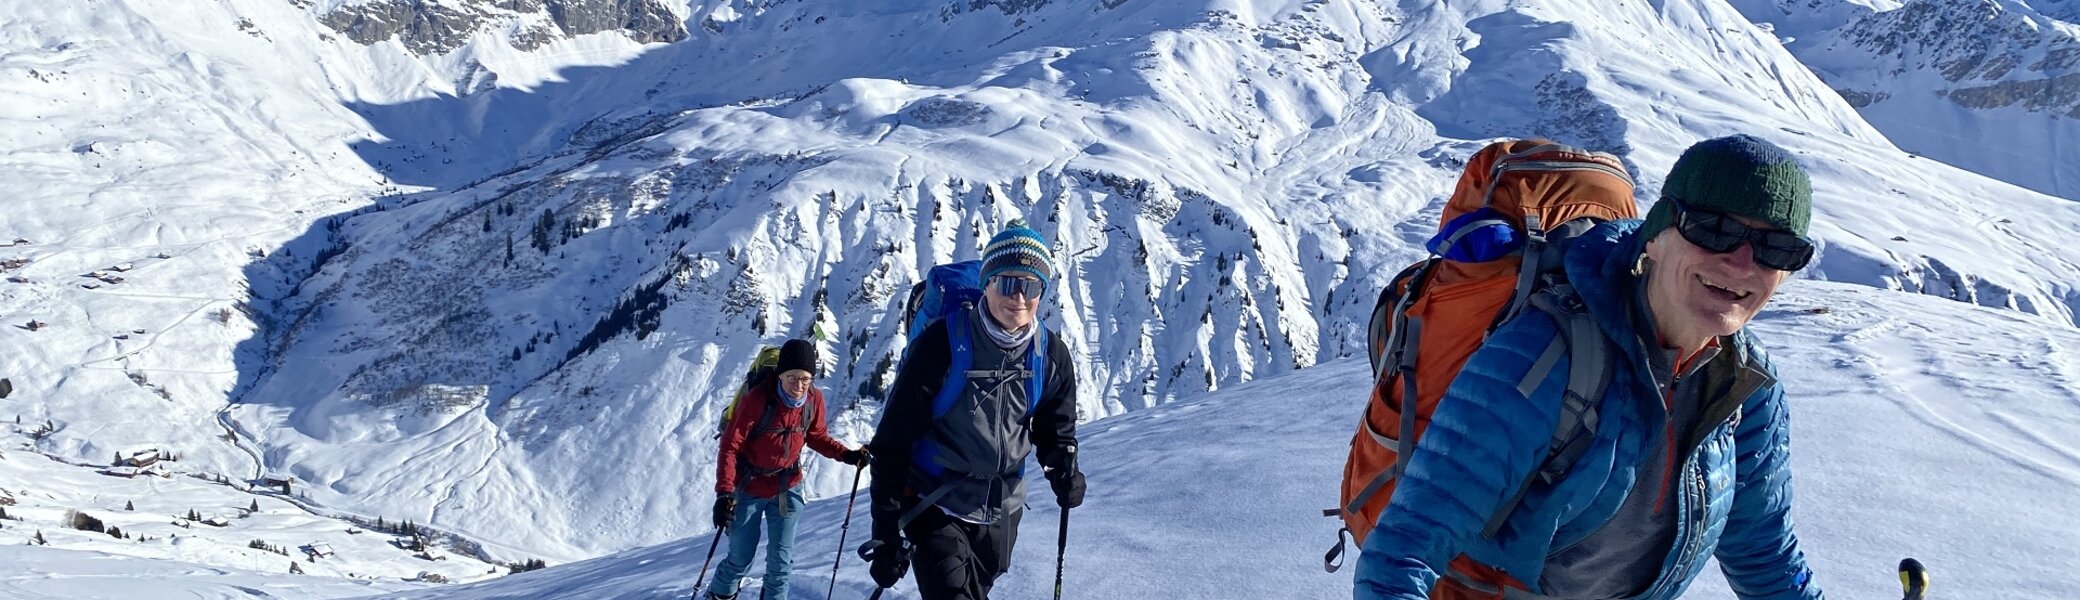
[978, 306, 1035, 350]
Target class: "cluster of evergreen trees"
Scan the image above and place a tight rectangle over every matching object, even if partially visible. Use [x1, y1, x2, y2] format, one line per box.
[248, 539, 289, 555]
[509, 558, 550, 573]
[566, 265, 675, 360]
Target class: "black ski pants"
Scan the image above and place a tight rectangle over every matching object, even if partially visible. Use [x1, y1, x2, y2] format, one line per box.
[903, 506, 1023, 600]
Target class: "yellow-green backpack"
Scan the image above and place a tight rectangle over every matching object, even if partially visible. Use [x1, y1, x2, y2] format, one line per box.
[715, 345, 784, 438]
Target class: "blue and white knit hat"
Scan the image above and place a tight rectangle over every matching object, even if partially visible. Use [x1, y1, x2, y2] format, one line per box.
[981, 219, 1053, 287]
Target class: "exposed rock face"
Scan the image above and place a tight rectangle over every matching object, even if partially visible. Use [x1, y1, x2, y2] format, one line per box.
[1830, 0, 2080, 117]
[1946, 72, 2080, 115]
[546, 0, 684, 44]
[319, 0, 685, 55]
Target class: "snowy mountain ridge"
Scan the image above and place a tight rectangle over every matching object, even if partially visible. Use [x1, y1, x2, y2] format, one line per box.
[1733, 0, 2080, 199]
[234, 0, 2080, 561]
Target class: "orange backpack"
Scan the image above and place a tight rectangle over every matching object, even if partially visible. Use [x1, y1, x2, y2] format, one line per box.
[1323, 140, 1638, 592]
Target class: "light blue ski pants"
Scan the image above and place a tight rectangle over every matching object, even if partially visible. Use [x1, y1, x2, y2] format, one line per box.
[706, 484, 807, 599]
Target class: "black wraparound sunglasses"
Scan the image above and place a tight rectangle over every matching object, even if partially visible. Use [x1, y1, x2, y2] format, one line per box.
[1669, 198, 1815, 272]
[990, 275, 1046, 299]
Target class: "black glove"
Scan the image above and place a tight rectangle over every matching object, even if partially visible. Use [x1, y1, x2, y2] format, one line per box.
[713, 494, 736, 529]
[858, 538, 911, 588]
[841, 447, 872, 468]
[1047, 468, 1085, 509]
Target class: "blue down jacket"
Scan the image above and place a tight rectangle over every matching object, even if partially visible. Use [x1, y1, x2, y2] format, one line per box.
[1354, 220, 1822, 600]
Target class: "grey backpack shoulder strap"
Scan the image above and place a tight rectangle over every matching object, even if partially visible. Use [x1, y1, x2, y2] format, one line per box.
[1481, 285, 1613, 539]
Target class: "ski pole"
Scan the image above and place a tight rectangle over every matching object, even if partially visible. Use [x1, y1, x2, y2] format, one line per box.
[828, 463, 866, 600]
[1053, 507, 1070, 600]
[1900, 558, 1928, 600]
[691, 527, 724, 598]
[1053, 446, 1076, 600]
[858, 543, 890, 600]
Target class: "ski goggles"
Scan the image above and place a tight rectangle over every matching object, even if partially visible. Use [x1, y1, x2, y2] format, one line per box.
[990, 275, 1046, 299]
[1669, 198, 1815, 272]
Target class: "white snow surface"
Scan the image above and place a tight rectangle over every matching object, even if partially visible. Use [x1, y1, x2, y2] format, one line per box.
[0, 544, 417, 600]
[0, 429, 497, 596]
[327, 281, 2080, 600]
[3, 0, 2080, 597]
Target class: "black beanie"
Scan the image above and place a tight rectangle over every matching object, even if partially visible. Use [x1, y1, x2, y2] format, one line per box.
[777, 339, 818, 376]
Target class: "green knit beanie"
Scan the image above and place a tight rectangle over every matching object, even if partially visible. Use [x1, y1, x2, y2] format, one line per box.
[1641, 134, 1813, 240]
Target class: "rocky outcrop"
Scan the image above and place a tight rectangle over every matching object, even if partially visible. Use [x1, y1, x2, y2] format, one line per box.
[319, 0, 685, 55]
[1830, 0, 2080, 117]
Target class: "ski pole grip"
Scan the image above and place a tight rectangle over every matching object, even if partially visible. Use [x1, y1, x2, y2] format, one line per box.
[1899, 558, 1928, 600]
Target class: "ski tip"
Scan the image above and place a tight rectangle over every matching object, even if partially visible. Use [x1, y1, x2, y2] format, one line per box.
[1899, 557, 1929, 600]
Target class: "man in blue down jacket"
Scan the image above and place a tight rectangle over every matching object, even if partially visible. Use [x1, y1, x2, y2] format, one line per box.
[1356, 135, 1826, 600]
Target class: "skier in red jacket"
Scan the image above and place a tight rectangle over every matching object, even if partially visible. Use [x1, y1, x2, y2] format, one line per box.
[706, 338, 870, 600]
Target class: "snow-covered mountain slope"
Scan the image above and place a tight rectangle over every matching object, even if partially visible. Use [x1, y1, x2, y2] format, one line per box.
[299, 280, 2079, 600]
[0, 0, 717, 565]
[0, 0, 675, 487]
[0, 426, 503, 596]
[1733, 0, 2080, 200]
[8, 0, 2080, 585]
[0, 544, 416, 600]
[220, 0, 2080, 561]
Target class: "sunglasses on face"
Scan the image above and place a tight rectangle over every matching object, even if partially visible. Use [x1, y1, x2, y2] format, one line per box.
[990, 276, 1046, 299]
[1670, 199, 1815, 272]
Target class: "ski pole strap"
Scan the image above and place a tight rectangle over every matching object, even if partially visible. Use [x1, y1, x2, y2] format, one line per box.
[1322, 527, 1350, 573]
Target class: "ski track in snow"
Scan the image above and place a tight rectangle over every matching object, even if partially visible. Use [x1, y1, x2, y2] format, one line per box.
[72, 297, 227, 369]
[1854, 317, 2080, 486]
[1986, 411, 2080, 474]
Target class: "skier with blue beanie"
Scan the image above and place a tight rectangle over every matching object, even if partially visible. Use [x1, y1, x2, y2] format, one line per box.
[863, 219, 1084, 600]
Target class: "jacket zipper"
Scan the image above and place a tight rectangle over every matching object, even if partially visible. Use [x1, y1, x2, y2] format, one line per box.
[1639, 450, 1710, 600]
[1639, 367, 1761, 599]
[1654, 371, 1682, 514]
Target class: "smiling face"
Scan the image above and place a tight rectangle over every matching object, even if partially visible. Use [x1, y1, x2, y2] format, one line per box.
[983, 275, 1041, 331]
[1641, 215, 1791, 354]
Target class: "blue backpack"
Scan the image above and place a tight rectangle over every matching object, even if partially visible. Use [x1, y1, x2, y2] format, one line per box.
[900, 260, 1048, 487]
